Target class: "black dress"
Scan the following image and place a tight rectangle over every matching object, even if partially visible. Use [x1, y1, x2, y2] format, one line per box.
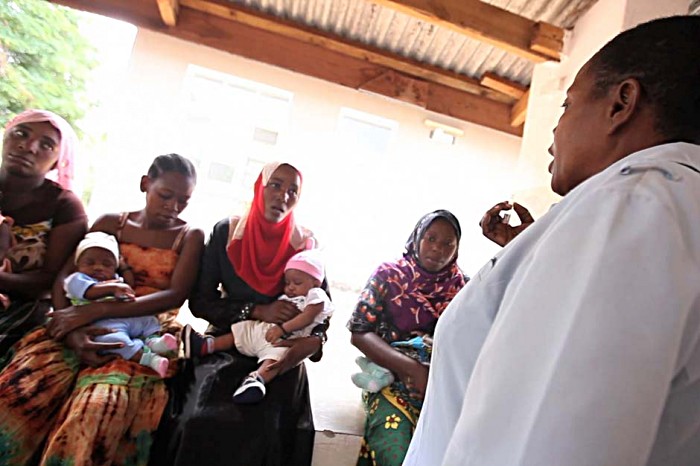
[151, 218, 326, 466]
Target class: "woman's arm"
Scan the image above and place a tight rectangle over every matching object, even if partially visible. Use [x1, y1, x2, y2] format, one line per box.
[351, 332, 429, 398]
[119, 263, 136, 288]
[351, 332, 426, 378]
[267, 312, 329, 371]
[267, 335, 323, 374]
[188, 220, 250, 329]
[63, 325, 124, 367]
[188, 220, 257, 329]
[47, 223, 204, 339]
[347, 269, 429, 397]
[0, 218, 87, 297]
[188, 220, 298, 330]
[52, 255, 74, 310]
[266, 302, 324, 342]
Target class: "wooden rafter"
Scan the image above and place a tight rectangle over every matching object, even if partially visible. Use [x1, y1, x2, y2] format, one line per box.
[180, 0, 511, 104]
[480, 72, 527, 100]
[510, 89, 529, 127]
[156, 0, 180, 27]
[360, 71, 430, 108]
[360, 71, 518, 133]
[48, 0, 523, 135]
[372, 0, 564, 62]
[482, 72, 530, 128]
[530, 22, 565, 60]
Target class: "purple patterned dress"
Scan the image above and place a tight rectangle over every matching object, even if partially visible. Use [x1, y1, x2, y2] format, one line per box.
[348, 209, 467, 466]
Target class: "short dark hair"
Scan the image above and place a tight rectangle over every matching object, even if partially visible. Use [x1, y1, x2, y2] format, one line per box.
[147, 153, 197, 183]
[589, 16, 700, 143]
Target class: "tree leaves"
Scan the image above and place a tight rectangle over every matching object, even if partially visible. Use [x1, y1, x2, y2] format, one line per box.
[0, 0, 97, 134]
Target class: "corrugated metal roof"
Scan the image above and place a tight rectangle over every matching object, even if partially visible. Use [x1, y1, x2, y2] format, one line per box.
[230, 0, 599, 87]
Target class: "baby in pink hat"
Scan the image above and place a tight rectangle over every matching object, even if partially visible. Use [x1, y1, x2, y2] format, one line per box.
[183, 249, 334, 403]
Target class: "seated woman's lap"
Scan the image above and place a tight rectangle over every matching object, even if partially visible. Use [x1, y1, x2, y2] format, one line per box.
[0, 326, 168, 466]
[43, 359, 167, 466]
[0, 327, 79, 465]
[359, 387, 420, 466]
[152, 350, 315, 466]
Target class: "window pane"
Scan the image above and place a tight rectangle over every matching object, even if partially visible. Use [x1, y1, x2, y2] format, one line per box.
[337, 108, 397, 155]
[208, 162, 235, 183]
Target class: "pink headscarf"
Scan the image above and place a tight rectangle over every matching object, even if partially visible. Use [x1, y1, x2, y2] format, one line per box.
[4, 109, 77, 190]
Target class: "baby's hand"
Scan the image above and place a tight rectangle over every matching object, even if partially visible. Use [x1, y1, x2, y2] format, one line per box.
[265, 325, 284, 343]
[112, 283, 136, 301]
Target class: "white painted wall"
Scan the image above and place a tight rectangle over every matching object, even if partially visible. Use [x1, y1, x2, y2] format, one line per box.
[87, 29, 522, 287]
[513, 0, 691, 218]
[513, 0, 629, 216]
[622, 0, 691, 29]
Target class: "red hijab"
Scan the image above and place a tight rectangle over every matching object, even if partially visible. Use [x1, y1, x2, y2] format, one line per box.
[227, 162, 312, 296]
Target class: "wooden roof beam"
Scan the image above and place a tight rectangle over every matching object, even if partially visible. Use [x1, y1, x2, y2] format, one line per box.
[372, 0, 564, 62]
[156, 0, 180, 27]
[180, 0, 511, 104]
[480, 72, 527, 100]
[510, 89, 529, 127]
[359, 71, 430, 108]
[360, 71, 523, 136]
[47, 0, 522, 135]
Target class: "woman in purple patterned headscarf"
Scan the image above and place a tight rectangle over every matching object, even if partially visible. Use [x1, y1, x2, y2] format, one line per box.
[348, 209, 467, 466]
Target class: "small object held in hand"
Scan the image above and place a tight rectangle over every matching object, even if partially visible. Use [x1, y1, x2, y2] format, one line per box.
[501, 212, 511, 224]
[351, 356, 394, 393]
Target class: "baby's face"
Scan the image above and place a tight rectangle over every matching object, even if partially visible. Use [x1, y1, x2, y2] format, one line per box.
[76, 247, 118, 282]
[283, 269, 318, 298]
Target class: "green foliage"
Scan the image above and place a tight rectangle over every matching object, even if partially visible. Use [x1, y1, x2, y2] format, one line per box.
[0, 0, 97, 132]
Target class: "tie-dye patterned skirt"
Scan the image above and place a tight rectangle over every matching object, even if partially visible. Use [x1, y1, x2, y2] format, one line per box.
[0, 327, 168, 466]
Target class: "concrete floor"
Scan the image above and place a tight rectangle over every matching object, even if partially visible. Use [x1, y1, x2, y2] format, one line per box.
[307, 289, 365, 465]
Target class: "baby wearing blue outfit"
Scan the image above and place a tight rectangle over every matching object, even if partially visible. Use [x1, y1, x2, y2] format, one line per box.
[64, 232, 177, 377]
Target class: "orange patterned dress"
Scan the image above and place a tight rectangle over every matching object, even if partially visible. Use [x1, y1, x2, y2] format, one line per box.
[0, 216, 187, 466]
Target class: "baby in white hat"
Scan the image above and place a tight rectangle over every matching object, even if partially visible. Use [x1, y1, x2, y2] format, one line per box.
[63, 231, 177, 377]
[182, 249, 334, 403]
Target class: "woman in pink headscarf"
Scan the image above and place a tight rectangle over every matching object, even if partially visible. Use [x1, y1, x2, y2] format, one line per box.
[0, 109, 87, 354]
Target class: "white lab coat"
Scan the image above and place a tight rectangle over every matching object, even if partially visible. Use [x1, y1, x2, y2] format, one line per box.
[404, 142, 700, 466]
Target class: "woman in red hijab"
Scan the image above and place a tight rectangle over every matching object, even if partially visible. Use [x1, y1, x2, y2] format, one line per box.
[227, 161, 316, 297]
[153, 161, 328, 466]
